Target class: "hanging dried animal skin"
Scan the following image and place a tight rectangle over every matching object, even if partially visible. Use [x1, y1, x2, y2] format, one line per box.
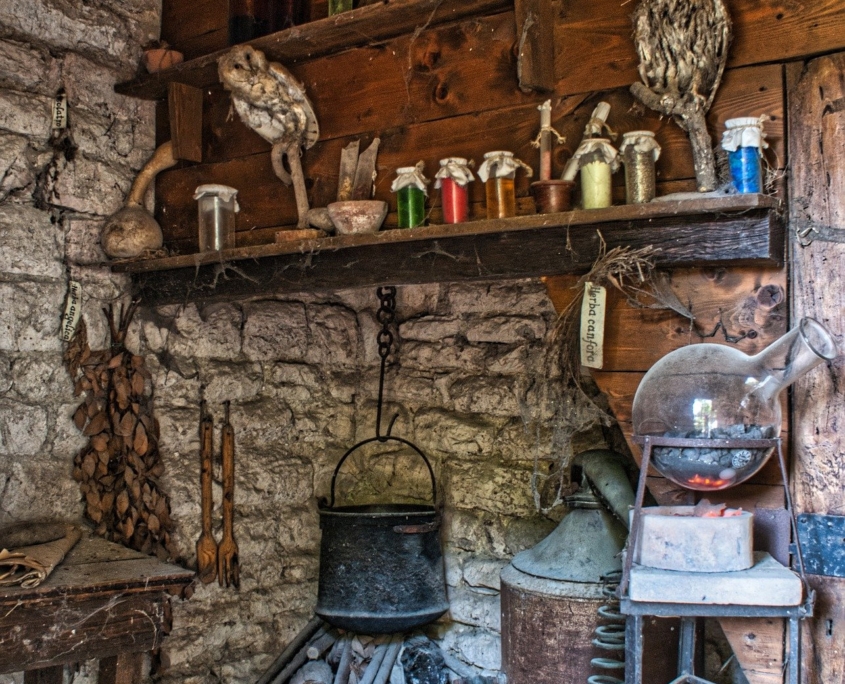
[64, 303, 176, 561]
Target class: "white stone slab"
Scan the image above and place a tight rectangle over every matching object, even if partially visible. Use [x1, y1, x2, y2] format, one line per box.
[628, 552, 803, 606]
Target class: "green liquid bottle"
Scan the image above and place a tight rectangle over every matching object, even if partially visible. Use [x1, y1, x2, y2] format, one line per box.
[397, 186, 426, 228]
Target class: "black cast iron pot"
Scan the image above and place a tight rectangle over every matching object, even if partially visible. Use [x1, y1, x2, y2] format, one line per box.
[316, 436, 449, 634]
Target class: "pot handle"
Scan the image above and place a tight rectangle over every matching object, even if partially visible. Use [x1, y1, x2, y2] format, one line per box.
[328, 435, 437, 508]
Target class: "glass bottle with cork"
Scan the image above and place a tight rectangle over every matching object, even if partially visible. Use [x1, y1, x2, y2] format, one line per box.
[570, 139, 619, 209]
[477, 151, 532, 219]
[434, 158, 475, 224]
[391, 163, 430, 229]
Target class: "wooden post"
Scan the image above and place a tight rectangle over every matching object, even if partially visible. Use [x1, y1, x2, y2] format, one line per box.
[168, 82, 203, 163]
[514, 0, 555, 92]
[98, 653, 145, 684]
[23, 667, 64, 684]
[787, 53, 845, 684]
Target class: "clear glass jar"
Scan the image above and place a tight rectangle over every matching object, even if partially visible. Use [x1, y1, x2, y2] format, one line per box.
[631, 318, 837, 490]
[620, 131, 660, 204]
[194, 184, 239, 252]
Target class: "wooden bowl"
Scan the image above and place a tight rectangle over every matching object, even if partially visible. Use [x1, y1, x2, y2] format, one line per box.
[327, 200, 388, 235]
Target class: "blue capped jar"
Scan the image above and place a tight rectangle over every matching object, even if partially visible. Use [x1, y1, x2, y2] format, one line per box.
[721, 117, 768, 194]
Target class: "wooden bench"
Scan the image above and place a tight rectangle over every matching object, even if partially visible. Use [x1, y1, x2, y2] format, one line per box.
[0, 535, 194, 683]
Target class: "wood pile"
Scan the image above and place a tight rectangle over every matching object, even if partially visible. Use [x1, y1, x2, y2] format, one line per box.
[64, 302, 176, 560]
[258, 620, 497, 684]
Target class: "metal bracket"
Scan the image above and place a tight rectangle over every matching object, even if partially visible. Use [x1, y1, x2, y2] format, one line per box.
[793, 514, 845, 578]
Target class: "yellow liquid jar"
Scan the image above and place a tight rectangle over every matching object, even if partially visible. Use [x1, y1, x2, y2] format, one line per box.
[485, 177, 516, 218]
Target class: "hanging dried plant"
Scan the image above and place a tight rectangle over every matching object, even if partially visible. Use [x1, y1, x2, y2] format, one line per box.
[64, 302, 176, 560]
[630, 0, 732, 192]
[552, 244, 694, 402]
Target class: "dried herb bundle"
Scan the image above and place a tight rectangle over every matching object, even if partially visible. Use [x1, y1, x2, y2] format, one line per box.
[552, 245, 693, 401]
[64, 302, 176, 560]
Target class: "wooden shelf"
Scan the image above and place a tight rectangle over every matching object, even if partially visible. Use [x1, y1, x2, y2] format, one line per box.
[115, 0, 513, 101]
[114, 194, 784, 306]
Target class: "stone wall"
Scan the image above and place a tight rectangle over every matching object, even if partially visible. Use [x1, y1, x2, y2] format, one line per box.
[0, 1, 159, 682]
[0, 2, 610, 682]
[141, 281, 607, 682]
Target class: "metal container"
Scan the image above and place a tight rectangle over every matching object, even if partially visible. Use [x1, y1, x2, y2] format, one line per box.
[316, 436, 449, 633]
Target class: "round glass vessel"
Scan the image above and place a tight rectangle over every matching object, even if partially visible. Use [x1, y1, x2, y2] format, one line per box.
[632, 318, 837, 490]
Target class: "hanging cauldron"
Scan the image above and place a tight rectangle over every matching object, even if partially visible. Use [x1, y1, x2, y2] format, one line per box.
[316, 436, 448, 633]
[315, 287, 449, 634]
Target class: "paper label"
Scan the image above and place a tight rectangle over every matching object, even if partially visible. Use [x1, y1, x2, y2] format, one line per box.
[51, 91, 67, 130]
[61, 280, 82, 341]
[580, 281, 606, 369]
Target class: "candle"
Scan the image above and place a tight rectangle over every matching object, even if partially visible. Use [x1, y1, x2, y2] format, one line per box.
[538, 100, 552, 181]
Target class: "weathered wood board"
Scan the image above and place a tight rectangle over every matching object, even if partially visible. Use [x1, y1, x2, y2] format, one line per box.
[787, 53, 845, 684]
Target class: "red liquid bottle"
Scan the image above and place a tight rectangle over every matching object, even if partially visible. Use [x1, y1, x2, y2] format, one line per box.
[434, 157, 474, 224]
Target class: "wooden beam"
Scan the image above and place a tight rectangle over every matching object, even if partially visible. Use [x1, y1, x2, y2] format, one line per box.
[787, 53, 845, 684]
[117, 196, 783, 303]
[115, 0, 514, 100]
[514, 0, 555, 92]
[99, 653, 145, 684]
[23, 667, 64, 684]
[168, 82, 203, 163]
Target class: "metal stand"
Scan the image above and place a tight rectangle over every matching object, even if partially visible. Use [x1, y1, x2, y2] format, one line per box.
[618, 436, 815, 684]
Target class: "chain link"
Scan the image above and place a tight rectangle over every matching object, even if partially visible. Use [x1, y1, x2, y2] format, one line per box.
[376, 286, 396, 360]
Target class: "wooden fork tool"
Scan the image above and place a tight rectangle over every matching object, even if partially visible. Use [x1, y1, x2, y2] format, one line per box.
[218, 400, 240, 588]
[196, 400, 217, 584]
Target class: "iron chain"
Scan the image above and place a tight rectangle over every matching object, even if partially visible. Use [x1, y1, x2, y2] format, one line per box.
[376, 286, 396, 360]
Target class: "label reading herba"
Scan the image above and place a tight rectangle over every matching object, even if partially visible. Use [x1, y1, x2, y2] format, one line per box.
[61, 280, 82, 342]
[580, 281, 606, 369]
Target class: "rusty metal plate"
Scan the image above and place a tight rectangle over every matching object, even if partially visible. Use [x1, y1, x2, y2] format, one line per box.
[796, 514, 845, 578]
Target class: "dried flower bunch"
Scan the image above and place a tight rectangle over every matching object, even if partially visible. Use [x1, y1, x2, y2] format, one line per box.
[64, 302, 176, 560]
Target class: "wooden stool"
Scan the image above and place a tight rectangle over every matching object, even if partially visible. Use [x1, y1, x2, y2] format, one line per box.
[0, 535, 193, 682]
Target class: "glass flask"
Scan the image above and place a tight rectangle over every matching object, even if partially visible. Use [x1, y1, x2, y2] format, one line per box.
[631, 318, 838, 490]
[194, 184, 239, 251]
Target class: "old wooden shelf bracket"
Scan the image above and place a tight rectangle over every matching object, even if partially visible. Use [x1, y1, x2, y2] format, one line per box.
[112, 194, 784, 306]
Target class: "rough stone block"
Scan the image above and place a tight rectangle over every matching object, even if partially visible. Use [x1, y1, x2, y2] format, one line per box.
[463, 557, 508, 590]
[50, 155, 132, 215]
[0, 399, 47, 455]
[401, 340, 486, 372]
[413, 409, 501, 458]
[7, 353, 70, 402]
[447, 280, 553, 316]
[400, 316, 461, 342]
[202, 361, 262, 403]
[628, 552, 803, 605]
[464, 316, 546, 344]
[448, 584, 501, 631]
[0, 39, 59, 95]
[0, 89, 52, 138]
[0, 133, 35, 199]
[0, 281, 65, 352]
[243, 301, 309, 362]
[65, 218, 106, 265]
[0, 205, 63, 278]
[305, 304, 360, 368]
[450, 376, 522, 417]
[0, 0, 153, 71]
[446, 462, 536, 516]
[437, 624, 502, 671]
